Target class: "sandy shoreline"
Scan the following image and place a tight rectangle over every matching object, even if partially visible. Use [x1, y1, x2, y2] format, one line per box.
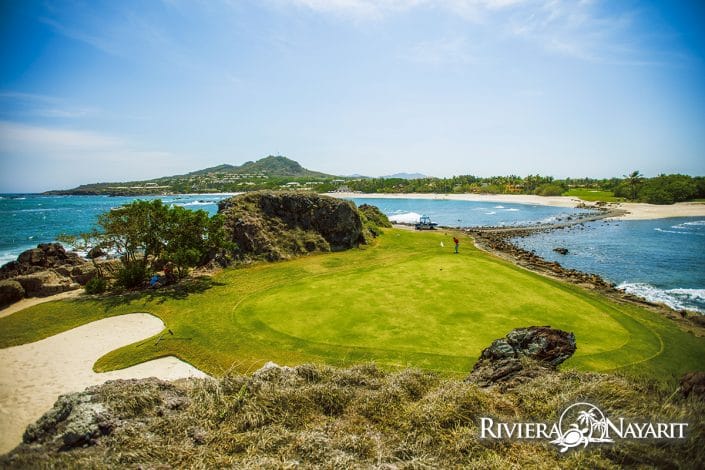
[330, 192, 705, 220]
[0, 313, 208, 455]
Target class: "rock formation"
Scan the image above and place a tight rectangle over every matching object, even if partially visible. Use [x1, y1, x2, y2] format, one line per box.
[218, 191, 369, 261]
[680, 371, 705, 400]
[0, 243, 98, 308]
[467, 326, 577, 389]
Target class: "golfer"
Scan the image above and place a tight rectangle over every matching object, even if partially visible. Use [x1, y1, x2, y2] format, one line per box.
[453, 236, 459, 254]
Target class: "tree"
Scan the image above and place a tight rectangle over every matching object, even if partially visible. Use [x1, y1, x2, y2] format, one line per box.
[67, 199, 232, 289]
[623, 170, 643, 200]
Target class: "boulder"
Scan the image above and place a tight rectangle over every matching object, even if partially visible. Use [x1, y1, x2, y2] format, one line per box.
[679, 371, 705, 400]
[70, 264, 98, 285]
[0, 279, 25, 308]
[467, 326, 576, 388]
[14, 271, 78, 297]
[553, 247, 569, 255]
[1, 243, 85, 280]
[218, 191, 368, 261]
[87, 247, 106, 259]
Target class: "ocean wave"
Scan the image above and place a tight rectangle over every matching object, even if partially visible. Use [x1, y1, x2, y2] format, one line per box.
[485, 211, 496, 215]
[504, 208, 520, 212]
[617, 282, 705, 313]
[655, 227, 704, 236]
[683, 220, 705, 226]
[493, 205, 505, 209]
[175, 201, 217, 207]
[388, 212, 421, 224]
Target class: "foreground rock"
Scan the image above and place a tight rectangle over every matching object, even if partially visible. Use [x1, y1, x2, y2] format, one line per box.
[467, 326, 577, 389]
[680, 371, 705, 400]
[3, 363, 703, 468]
[218, 191, 370, 261]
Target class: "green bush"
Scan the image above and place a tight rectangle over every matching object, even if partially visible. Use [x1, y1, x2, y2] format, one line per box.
[84, 276, 108, 294]
[115, 262, 149, 289]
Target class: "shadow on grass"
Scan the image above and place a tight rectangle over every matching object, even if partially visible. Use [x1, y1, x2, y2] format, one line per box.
[85, 276, 226, 312]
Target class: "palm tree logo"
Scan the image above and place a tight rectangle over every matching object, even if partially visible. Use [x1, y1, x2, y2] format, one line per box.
[551, 402, 613, 452]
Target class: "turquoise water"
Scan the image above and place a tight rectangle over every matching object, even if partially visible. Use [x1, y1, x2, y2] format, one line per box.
[1, 193, 702, 313]
[0, 194, 229, 265]
[513, 218, 705, 313]
[348, 197, 587, 227]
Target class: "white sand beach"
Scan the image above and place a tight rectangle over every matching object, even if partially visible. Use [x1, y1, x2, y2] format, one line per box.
[330, 192, 705, 220]
[0, 313, 208, 455]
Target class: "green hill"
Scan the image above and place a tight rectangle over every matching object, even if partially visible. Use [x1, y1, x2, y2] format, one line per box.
[44, 156, 337, 195]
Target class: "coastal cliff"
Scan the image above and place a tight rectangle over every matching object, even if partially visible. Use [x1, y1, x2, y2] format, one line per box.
[217, 191, 373, 261]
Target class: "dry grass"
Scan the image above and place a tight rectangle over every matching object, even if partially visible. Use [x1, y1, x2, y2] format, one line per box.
[2, 364, 703, 469]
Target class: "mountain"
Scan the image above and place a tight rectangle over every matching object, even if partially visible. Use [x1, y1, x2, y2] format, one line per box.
[182, 156, 330, 178]
[45, 156, 336, 195]
[381, 172, 427, 180]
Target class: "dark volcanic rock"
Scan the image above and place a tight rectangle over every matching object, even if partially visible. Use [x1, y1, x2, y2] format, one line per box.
[467, 326, 577, 389]
[553, 247, 569, 255]
[0, 279, 25, 307]
[87, 246, 106, 259]
[680, 371, 705, 400]
[218, 191, 368, 261]
[0, 243, 84, 280]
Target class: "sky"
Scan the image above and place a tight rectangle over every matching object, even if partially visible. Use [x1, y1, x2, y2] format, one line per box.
[1, 0, 704, 192]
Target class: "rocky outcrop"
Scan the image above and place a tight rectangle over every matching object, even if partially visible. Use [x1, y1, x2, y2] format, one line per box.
[680, 371, 705, 400]
[553, 247, 569, 255]
[0, 244, 98, 307]
[467, 326, 577, 389]
[218, 191, 369, 261]
[23, 391, 114, 450]
[0, 243, 84, 280]
[0, 280, 25, 308]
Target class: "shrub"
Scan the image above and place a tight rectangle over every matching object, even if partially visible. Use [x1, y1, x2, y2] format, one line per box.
[115, 262, 149, 289]
[84, 276, 107, 294]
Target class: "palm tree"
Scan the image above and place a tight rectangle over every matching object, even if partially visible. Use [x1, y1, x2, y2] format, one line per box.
[623, 170, 643, 200]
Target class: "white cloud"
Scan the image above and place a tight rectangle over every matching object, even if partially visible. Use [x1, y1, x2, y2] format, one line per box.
[0, 122, 184, 191]
[0, 91, 99, 120]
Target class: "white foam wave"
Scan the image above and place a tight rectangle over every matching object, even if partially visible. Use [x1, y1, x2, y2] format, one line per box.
[176, 201, 216, 207]
[683, 220, 705, 226]
[655, 227, 704, 236]
[389, 212, 421, 224]
[485, 211, 496, 215]
[617, 282, 705, 313]
[493, 205, 505, 209]
[504, 208, 520, 212]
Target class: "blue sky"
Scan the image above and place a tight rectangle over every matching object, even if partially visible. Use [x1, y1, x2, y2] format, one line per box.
[1, 0, 704, 192]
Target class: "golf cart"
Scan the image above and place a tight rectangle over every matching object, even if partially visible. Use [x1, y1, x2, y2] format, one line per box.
[415, 215, 438, 230]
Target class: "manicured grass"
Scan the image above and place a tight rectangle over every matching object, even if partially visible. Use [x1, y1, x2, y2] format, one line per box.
[563, 188, 624, 202]
[1, 229, 703, 379]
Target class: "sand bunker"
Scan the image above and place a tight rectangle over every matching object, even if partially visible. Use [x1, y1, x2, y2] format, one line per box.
[0, 313, 208, 455]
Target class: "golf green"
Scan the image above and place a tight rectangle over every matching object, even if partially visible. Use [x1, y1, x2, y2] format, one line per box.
[0, 229, 702, 378]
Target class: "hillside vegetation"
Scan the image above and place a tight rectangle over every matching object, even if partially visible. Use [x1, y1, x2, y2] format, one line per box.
[0, 229, 702, 380]
[2, 364, 703, 468]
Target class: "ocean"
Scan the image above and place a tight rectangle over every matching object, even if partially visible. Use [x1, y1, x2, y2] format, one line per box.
[1, 194, 703, 313]
[512, 218, 705, 313]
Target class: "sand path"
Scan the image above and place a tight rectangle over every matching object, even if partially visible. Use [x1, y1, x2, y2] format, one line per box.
[0, 313, 209, 455]
[0, 289, 82, 319]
